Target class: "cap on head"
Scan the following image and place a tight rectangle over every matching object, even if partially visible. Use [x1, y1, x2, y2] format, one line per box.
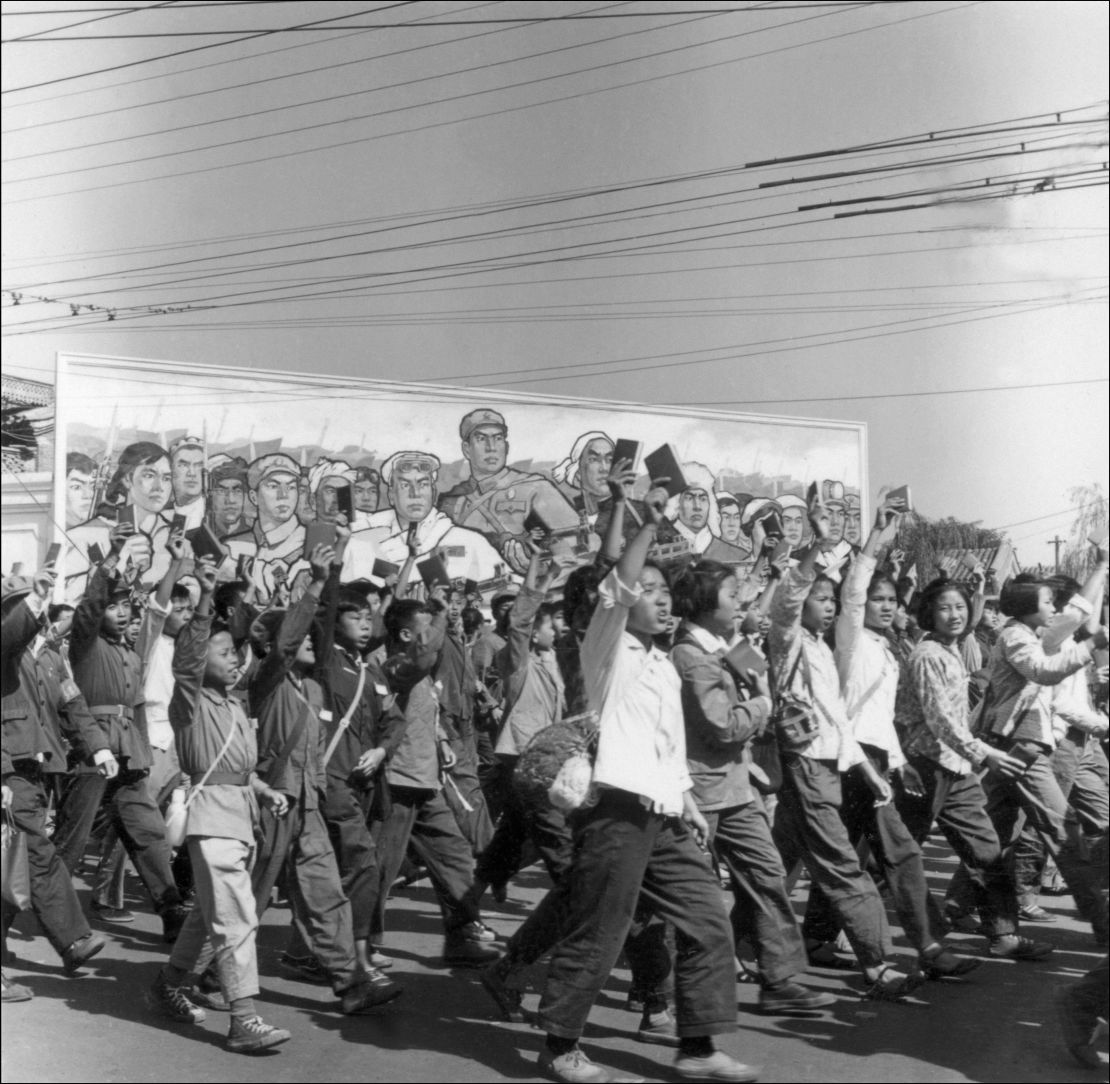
[168, 435, 205, 459]
[380, 451, 441, 486]
[459, 408, 507, 443]
[209, 455, 249, 488]
[248, 453, 300, 491]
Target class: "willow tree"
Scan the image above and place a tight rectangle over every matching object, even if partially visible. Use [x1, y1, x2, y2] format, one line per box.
[1061, 483, 1109, 580]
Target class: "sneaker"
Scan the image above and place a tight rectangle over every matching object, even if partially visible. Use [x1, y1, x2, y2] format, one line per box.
[190, 972, 230, 1012]
[279, 953, 331, 985]
[368, 947, 394, 970]
[226, 1014, 291, 1054]
[636, 1008, 679, 1047]
[2, 971, 32, 1003]
[91, 901, 135, 924]
[988, 935, 1053, 961]
[758, 981, 836, 1015]
[673, 1050, 760, 1082]
[340, 969, 402, 1014]
[147, 974, 206, 1024]
[62, 932, 107, 975]
[538, 1046, 644, 1083]
[1017, 903, 1056, 923]
[460, 920, 498, 943]
[479, 959, 527, 1023]
[161, 905, 189, 944]
[920, 947, 981, 980]
[443, 934, 500, 968]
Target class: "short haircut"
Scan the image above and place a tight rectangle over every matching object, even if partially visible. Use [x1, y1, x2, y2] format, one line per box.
[384, 598, 428, 643]
[867, 570, 899, 598]
[999, 576, 1047, 619]
[47, 603, 75, 623]
[916, 577, 971, 633]
[170, 583, 192, 603]
[213, 581, 246, 616]
[671, 559, 735, 621]
[66, 451, 97, 476]
[336, 586, 373, 617]
[1045, 574, 1082, 613]
[563, 565, 604, 626]
[461, 607, 484, 637]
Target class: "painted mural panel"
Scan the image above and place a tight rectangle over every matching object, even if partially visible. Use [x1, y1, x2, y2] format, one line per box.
[54, 354, 867, 602]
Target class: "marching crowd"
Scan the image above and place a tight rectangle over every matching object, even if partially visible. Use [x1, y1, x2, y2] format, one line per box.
[2, 457, 1107, 1082]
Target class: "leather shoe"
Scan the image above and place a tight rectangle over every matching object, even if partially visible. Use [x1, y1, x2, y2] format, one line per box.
[340, 969, 402, 1014]
[62, 932, 106, 975]
[988, 935, 1053, 961]
[443, 935, 500, 968]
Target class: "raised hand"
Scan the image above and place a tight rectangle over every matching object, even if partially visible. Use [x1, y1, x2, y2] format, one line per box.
[606, 456, 637, 503]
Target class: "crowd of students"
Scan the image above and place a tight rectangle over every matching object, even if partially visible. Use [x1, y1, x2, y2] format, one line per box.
[2, 462, 1107, 1081]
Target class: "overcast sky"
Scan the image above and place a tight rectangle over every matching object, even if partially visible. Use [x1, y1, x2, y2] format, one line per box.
[3, 0, 1107, 564]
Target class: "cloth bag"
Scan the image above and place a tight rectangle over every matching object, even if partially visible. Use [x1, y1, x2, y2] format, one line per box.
[2, 811, 31, 911]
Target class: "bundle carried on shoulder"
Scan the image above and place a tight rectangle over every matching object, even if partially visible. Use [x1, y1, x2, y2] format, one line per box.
[514, 710, 600, 812]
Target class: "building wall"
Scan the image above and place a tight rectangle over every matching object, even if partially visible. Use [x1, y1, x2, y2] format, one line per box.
[1, 470, 53, 573]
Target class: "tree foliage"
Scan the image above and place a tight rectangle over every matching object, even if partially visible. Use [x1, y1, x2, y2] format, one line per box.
[893, 512, 1004, 583]
[1061, 482, 1108, 580]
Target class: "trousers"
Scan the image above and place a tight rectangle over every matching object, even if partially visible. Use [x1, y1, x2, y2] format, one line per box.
[772, 755, 889, 969]
[705, 796, 807, 985]
[250, 799, 359, 993]
[896, 755, 1017, 938]
[948, 740, 1106, 936]
[170, 835, 259, 1002]
[538, 788, 736, 1040]
[52, 767, 180, 912]
[1, 767, 90, 957]
[369, 785, 479, 942]
[804, 748, 942, 955]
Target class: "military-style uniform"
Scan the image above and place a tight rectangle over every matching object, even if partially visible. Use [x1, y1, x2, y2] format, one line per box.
[52, 560, 182, 919]
[2, 589, 99, 960]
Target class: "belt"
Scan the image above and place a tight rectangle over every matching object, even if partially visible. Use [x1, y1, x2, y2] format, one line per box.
[88, 704, 134, 721]
[190, 771, 250, 787]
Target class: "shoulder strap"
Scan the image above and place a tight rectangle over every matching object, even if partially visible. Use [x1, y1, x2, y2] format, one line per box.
[266, 678, 314, 783]
[321, 663, 368, 769]
[183, 713, 238, 809]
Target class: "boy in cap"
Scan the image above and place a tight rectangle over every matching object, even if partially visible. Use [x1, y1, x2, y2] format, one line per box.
[206, 455, 252, 539]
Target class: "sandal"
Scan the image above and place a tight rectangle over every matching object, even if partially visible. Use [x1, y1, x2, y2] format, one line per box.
[862, 964, 925, 1001]
[920, 947, 981, 981]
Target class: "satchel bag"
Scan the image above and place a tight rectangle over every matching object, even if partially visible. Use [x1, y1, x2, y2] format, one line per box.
[1, 810, 31, 911]
[769, 647, 820, 752]
[165, 717, 239, 848]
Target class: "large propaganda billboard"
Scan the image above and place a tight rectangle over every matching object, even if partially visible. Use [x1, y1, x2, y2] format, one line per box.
[54, 353, 867, 601]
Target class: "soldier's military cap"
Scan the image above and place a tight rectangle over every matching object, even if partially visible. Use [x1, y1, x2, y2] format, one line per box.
[381, 450, 441, 485]
[209, 456, 249, 488]
[248, 452, 301, 491]
[168, 434, 204, 460]
[459, 408, 507, 442]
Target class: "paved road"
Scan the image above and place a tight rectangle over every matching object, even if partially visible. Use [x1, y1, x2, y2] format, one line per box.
[2, 837, 1106, 1083]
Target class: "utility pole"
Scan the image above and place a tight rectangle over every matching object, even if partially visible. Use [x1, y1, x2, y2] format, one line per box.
[1048, 536, 1065, 573]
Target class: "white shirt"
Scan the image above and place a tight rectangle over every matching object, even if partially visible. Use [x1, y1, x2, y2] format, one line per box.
[342, 507, 503, 585]
[768, 564, 865, 771]
[834, 553, 904, 768]
[585, 570, 692, 815]
[137, 596, 175, 752]
[670, 518, 714, 556]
